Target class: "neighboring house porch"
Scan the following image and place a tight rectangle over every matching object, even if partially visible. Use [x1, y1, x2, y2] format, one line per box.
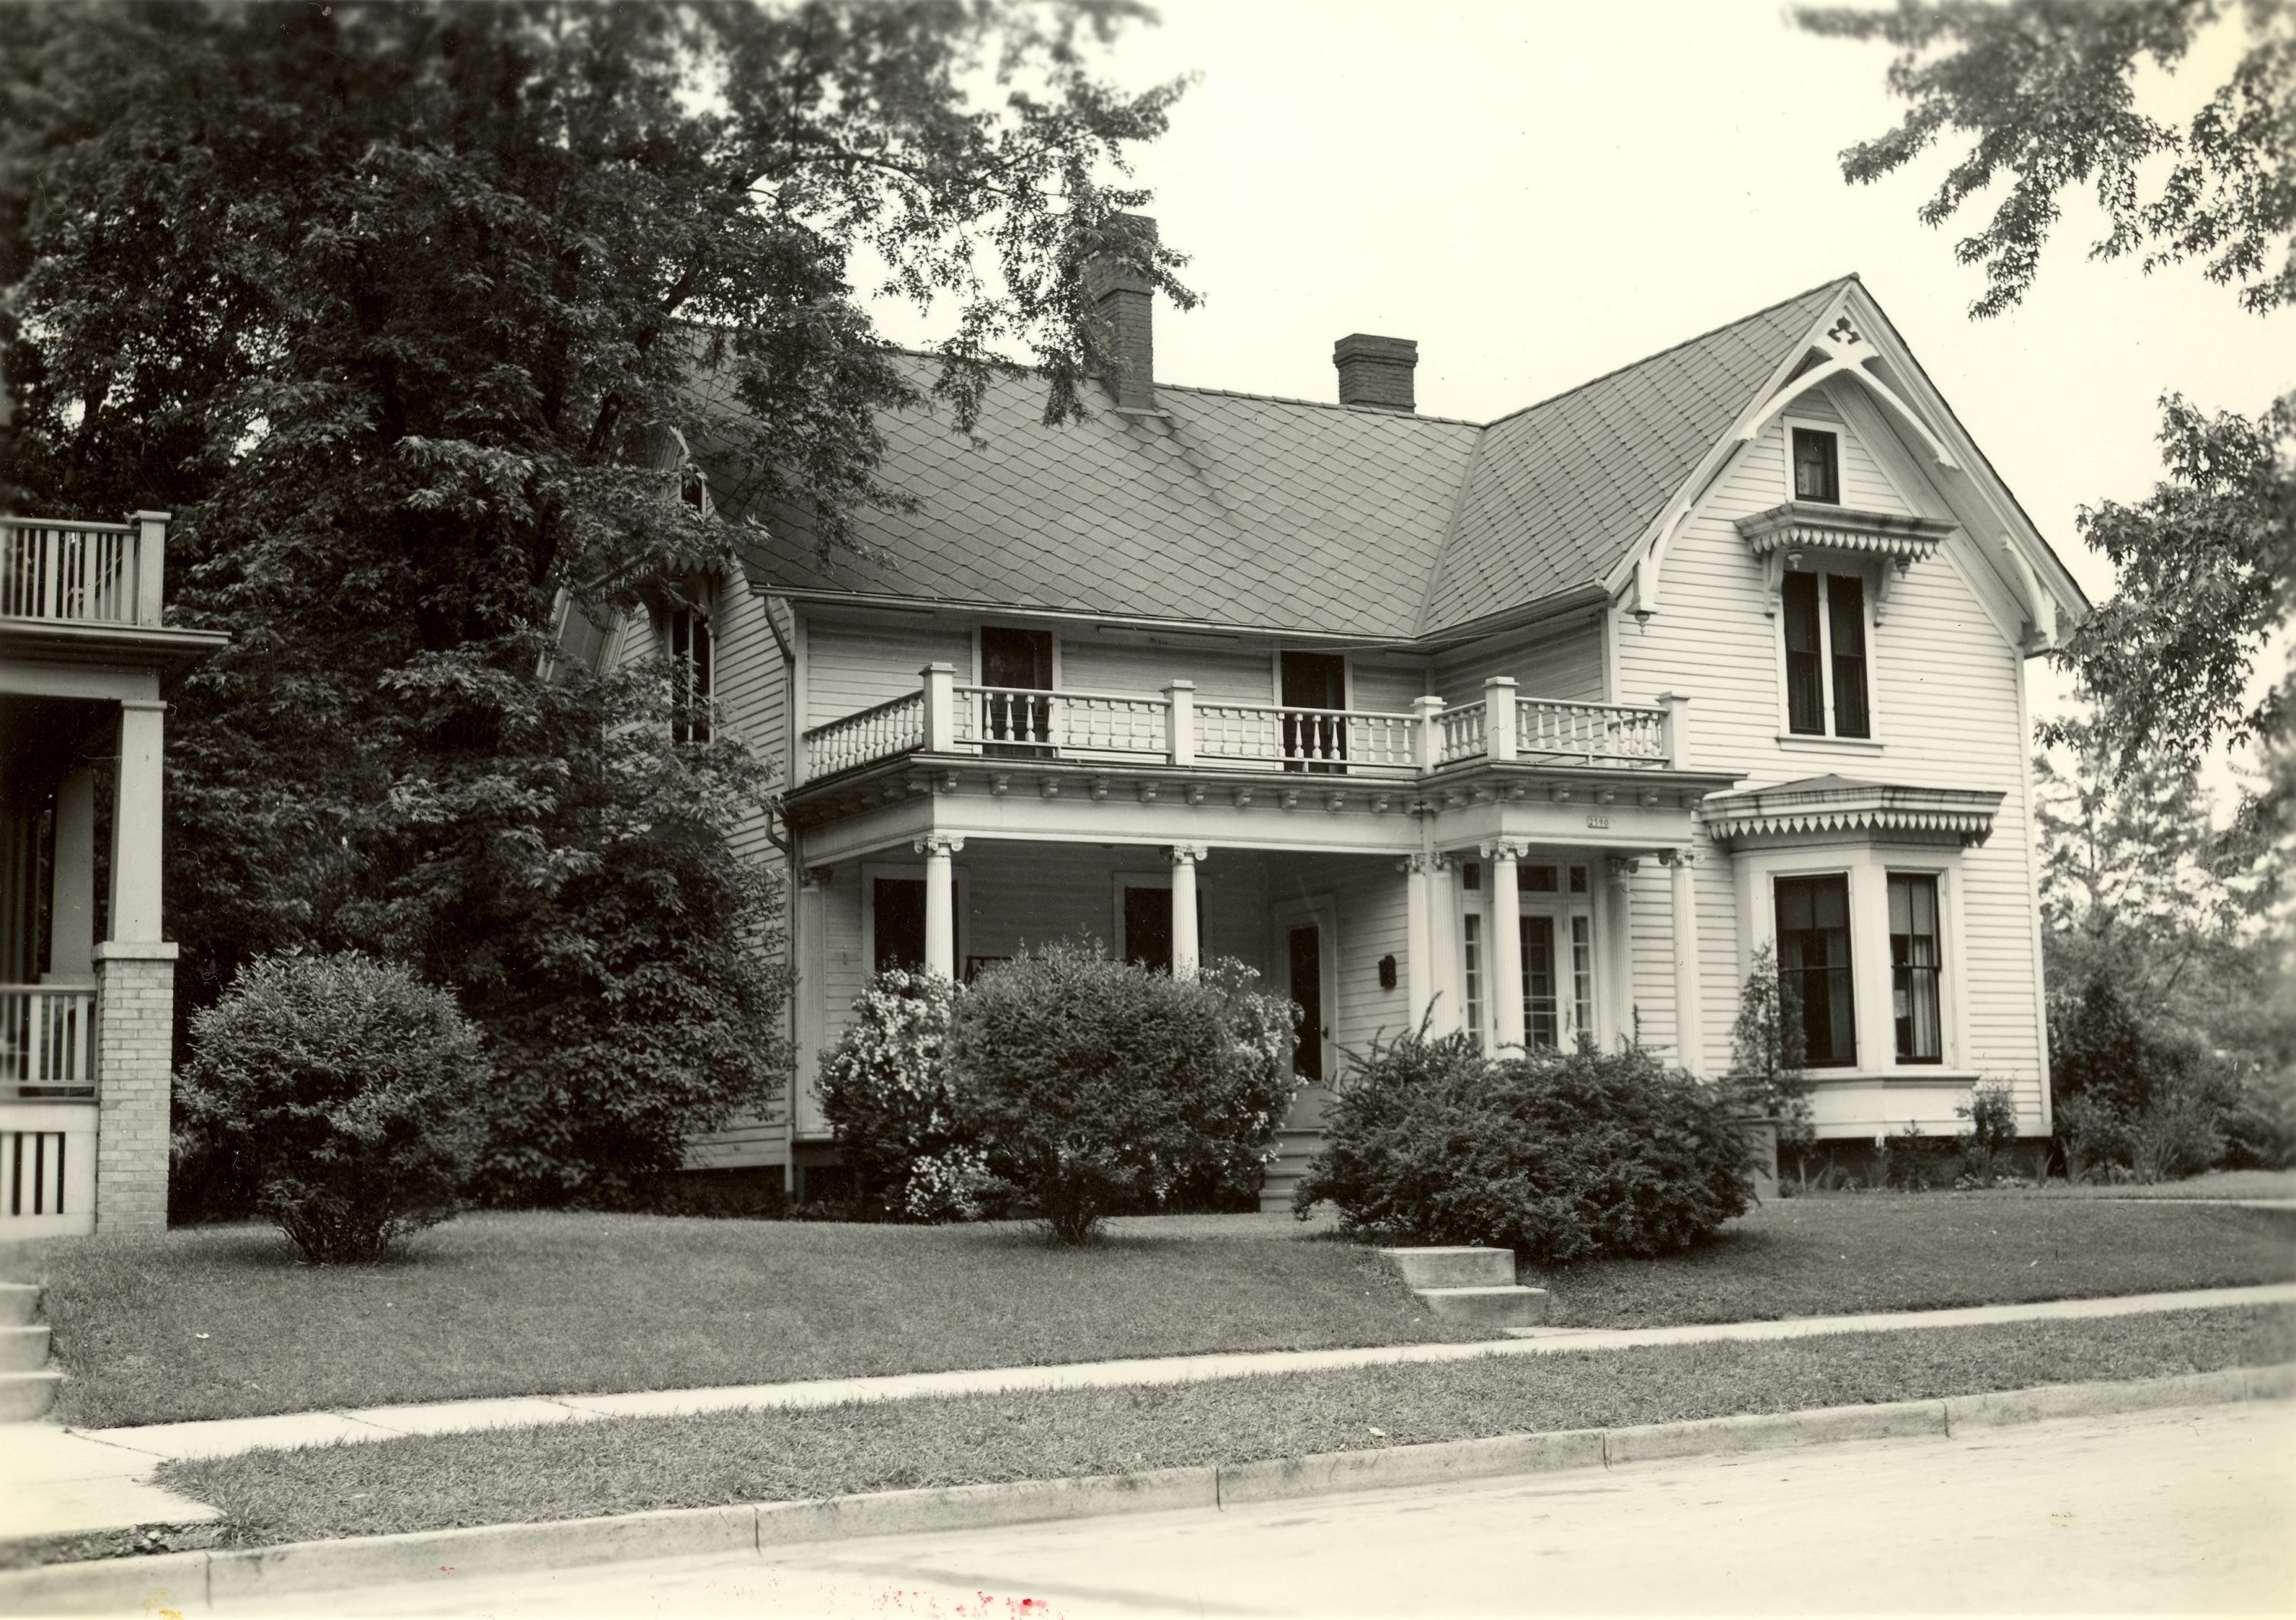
[0, 513, 225, 1236]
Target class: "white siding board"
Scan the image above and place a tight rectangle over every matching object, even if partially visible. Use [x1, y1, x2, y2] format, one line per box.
[804, 614, 973, 728]
[1060, 638, 1273, 705]
[1431, 620, 1605, 709]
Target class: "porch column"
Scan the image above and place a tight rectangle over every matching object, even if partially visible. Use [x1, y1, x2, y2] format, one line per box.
[1666, 845, 1705, 1074]
[97, 699, 176, 1230]
[1603, 855, 1639, 1050]
[1401, 854, 1438, 1028]
[1483, 841, 1526, 1053]
[46, 766, 96, 981]
[915, 834, 963, 978]
[1424, 855, 1465, 1036]
[1168, 844, 1206, 978]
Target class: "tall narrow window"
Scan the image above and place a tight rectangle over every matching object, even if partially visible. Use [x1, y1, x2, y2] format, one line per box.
[1569, 914, 1594, 1044]
[1890, 873, 1944, 1063]
[1793, 428, 1840, 504]
[980, 627, 1054, 753]
[1828, 573, 1871, 737]
[1775, 874, 1856, 1067]
[1519, 914, 1560, 1050]
[1782, 572, 1827, 735]
[1281, 652, 1348, 774]
[669, 608, 711, 744]
[1462, 914, 1484, 1052]
[872, 878, 926, 973]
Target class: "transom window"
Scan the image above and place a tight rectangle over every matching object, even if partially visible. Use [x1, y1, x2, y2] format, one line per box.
[1781, 570, 1871, 739]
[1890, 873, 1944, 1063]
[1775, 873, 1856, 1068]
[1792, 427, 1840, 504]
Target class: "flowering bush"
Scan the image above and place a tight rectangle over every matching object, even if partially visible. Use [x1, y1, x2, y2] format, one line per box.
[948, 946, 1298, 1243]
[815, 970, 986, 1221]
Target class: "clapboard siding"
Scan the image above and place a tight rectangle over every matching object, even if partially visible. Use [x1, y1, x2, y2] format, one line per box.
[1060, 636, 1273, 705]
[1614, 385, 2046, 1128]
[684, 578, 793, 1170]
[1350, 658, 1430, 714]
[1431, 617, 1606, 708]
[803, 613, 973, 728]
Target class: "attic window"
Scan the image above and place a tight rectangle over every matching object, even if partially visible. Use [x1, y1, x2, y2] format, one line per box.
[1792, 428, 1840, 504]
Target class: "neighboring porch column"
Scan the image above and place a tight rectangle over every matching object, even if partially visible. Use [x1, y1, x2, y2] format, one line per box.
[1424, 855, 1464, 1036]
[1168, 845, 1206, 978]
[97, 698, 175, 1231]
[1665, 845, 1705, 1075]
[46, 767, 96, 981]
[1483, 842, 1526, 1053]
[1602, 855, 1639, 1050]
[915, 835, 964, 978]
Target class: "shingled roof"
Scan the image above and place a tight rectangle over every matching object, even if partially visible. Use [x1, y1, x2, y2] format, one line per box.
[722, 276, 1853, 643]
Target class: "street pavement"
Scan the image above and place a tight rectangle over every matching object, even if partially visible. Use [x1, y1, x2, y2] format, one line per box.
[214, 1401, 2296, 1618]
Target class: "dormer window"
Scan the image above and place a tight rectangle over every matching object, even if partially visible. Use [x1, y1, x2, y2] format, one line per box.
[1792, 428, 1840, 504]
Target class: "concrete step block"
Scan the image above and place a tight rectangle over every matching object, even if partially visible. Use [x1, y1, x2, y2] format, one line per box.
[0, 1371, 63, 1422]
[0, 1284, 37, 1327]
[1413, 1284, 1550, 1329]
[0, 1325, 49, 1372]
[1377, 1246, 1516, 1290]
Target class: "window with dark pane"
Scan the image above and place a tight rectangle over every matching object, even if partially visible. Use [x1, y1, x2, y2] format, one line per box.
[1280, 652, 1348, 774]
[980, 627, 1054, 753]
[1827, 573, 1871, 737]
[1123, 883, 1174, 973]
[1890, 873, 1944, 1063]
[1519, 914, 1560, 1050]
[1462, 914, 1484, 1051]
[1775, 874, 1856, 1066]
[669, 608, 711, 744]
[1793, 428, 1839, 504]
[1781, 571, 1826, 734]
[1570, 914, 1594, 1039]
[872, 878, 926, 972]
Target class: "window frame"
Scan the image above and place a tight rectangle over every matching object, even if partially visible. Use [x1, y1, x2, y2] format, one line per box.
[1888, 869, 1947, 1066]
[1790, 424, 1842, 505]
[1457, 860, 1599, 1053]
[1774, 564, 1881, 744]
[861, 859, 969, 978]
[668, 604, 713, 744]
[1772, 870, 1859, 1069]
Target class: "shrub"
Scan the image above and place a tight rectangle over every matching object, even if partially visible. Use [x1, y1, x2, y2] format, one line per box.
[946, 946, 1297, 1243]
[1292, 1032, 1753, 1266]
[1882, 1120, 1957, 1191]
[1955, 1080, 2021, 1182]
[815, 971, 994, 1222]
[1728, 943, 1815, 1179]
[177, 952, 487, 1262]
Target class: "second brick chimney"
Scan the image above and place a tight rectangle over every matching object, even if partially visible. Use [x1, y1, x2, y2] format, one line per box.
[1333, 334, 1418, 412]
[1085, 214, 1158, 412]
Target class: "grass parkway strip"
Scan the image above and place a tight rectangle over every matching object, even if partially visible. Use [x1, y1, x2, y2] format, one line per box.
[32, 1197, 2296, 1429]
[150, 1304, 2294, 1549]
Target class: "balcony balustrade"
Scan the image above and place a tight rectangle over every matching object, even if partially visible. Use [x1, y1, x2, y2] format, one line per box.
[1, 987, 97, 1101]
[797, 665, 1686, 787]
[1, 513, 169, 627]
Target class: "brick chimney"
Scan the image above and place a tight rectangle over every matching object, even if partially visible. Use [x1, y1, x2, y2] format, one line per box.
[1333, 334, 1418, 412]
[1085, 213, 1158, 412]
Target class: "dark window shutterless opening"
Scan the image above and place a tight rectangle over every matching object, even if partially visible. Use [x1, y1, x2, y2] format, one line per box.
[980, 627, 1055, 754]
[1776, 873, 1856, 1067]
[1793, 428, 1840, 504]
[1280, 652, 1348, 774]
[1783, 572, 1826, 735]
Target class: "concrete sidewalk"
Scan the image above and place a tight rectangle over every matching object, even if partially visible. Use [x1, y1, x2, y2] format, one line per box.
[7, 1280, 2292, 1545]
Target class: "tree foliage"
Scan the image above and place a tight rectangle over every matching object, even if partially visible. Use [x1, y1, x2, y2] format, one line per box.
[0, 2, 1187, 1199]
[1797, 0, 2296, 317]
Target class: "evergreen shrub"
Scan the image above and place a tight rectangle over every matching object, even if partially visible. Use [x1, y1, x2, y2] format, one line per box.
[947, 946, 1296, 1243]
[177, 952, 487, 1262]
[1292, 1032, 1754, 1265]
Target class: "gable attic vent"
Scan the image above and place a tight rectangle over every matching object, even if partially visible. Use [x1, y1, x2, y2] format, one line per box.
[1084, 213, 1159, 413]
[1333, 333, 1418, 413]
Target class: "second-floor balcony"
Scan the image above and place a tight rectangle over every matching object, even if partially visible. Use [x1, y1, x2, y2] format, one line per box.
[2, 513, 170, 628]
[798, 663, 1685, 788]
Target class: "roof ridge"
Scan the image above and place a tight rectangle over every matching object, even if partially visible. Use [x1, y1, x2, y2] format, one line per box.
[1414, 420, 1498, 634]
[1478, 273, 1859, 431]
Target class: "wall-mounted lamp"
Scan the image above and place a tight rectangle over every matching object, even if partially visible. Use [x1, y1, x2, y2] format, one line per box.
[1377, 954, 1398, 991]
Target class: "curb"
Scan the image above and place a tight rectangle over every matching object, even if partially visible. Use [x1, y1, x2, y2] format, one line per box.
[4, 1364, 2286, 1615]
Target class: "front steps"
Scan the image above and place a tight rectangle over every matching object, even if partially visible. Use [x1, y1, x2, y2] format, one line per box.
[1378, 1246, 1549, 1330]
[1257, 1127, 1323, 1214]
[0, 1282, 62, 1420]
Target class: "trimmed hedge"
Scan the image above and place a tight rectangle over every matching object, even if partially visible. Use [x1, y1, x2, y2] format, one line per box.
[1294, 1033, 1753, 1265]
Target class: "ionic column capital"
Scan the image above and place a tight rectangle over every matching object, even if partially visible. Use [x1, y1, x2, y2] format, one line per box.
[1479, 840, 1528, 863]
[1604, 854, 1642, 888]
[913, 834, 966, 858]
[1168, 842, 1210, 867]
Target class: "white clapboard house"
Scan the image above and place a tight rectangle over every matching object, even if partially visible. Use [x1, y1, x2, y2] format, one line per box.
[572, 254, 2087, 1208]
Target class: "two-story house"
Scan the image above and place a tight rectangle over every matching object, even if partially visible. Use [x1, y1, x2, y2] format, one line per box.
[587, 245, 2087, 1208]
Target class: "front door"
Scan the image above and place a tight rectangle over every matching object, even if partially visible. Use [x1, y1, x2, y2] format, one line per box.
[1288, 924, 1324, 1082]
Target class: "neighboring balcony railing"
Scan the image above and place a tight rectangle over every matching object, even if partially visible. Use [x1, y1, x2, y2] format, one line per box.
[0, 987, 97, 1101]
[798, 666, 1689, 787]
[1, 513, 169, 627]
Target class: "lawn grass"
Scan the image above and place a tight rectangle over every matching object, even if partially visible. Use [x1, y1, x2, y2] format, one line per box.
[155, 1304, 2296, 1549]
[31, 1197, 2296, 1429]
[2032, 1169, 2296, 1201]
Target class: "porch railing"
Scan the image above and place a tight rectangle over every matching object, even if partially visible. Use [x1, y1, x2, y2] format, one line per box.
[1, 513, 168, 627]
[796, 665, 1685, 785]
[1, 987, 96, 1099]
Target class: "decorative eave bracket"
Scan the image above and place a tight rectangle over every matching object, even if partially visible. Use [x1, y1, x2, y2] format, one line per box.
[1735, 502, 1958, 621]
[1734, 314, 1961, 473]
[1699, 778, 2004, 850]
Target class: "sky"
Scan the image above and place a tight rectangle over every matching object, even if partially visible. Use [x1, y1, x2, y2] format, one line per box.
[866, 0, 2291, 792]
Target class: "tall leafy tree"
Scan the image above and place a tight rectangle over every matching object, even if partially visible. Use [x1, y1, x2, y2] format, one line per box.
[0, 0, 1190, 1202]
[1799, 0, 2293, 775]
